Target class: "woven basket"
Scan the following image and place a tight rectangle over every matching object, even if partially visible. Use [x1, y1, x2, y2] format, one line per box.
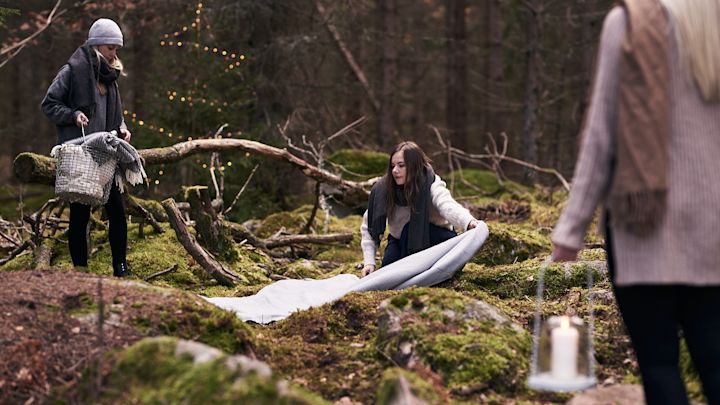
[53, 143, 105, 206]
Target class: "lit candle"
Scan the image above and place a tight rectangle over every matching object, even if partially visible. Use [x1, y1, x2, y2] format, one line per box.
[551, 316, 579, 379]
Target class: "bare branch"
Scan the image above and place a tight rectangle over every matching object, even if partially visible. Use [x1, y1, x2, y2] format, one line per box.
[224, 163, 260, 215]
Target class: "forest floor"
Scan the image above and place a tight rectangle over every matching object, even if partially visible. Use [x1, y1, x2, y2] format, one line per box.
[0, 269, 207, 404]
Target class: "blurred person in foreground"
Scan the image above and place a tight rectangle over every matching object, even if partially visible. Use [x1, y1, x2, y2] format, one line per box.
[551, 0, 720, 403]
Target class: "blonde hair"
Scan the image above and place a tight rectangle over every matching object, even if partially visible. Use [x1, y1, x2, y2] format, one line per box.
[92, 47, 126, 75]
[659, 0, 720, 102]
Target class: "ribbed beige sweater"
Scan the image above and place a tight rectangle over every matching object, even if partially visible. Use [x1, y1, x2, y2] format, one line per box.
[552, 7, 720, 286]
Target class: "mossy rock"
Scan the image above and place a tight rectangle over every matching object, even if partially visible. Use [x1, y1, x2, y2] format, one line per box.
[327, 149, 388, 181]
[375, 288, 530, 395]
[473, 221, 551, 265]
[375, 368, 448, 405]
[447, 256, 608, 301]
[445, 168, 503, 197]
[62, 336, 327, 404]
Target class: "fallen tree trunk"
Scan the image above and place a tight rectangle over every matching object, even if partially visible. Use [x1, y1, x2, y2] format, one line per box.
[14, 139, 377, 198]
[265, 233, 353, 249]
[162, 198, 241, 286]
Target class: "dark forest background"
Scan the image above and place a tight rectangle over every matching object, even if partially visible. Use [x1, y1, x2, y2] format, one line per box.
[1, 0, 613, 218]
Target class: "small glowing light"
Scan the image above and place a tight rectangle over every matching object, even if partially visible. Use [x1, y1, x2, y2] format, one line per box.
[220, 166, 225, 172]
[217, 108, 222, 112]
[123, 110, 128, 115]
[196, 9, 201, 15]
[240, 54, 245, 60]
[191, 22, 197, 28]
[163, 34, 169, 39]
[202, 164, 207, 168]
[194, 43, 199, 48]
[138, 120, 144, 126]
[154, 180, 160, 185]
[204, 46, 209, 51]
[222, 50, 227, 56]
[168, 95, 174, 100]
[212, 47, 218, 53]
[182, 26, 188, 31]
[159, 128, 164, 133]
[227, 162, 232, 166]
[188, 137, 193, 141]
[235, 61, 240, 66]
[168, 41, 174, 46]
[132, 113, 137, 118]
[180, 97, 186, 102]
[187, 96, 193, 101]
[177, 41, 183, 47]
[172, 91, 177, 96]
[174, 31, 179, 36]
[198, 2, 203, 8]
[168, 133, 173, 138]
[231, 53, 236, 58]
[228, 64, 234, 69]
[168, 132, 173, 137]
[159, 170, 164, 175]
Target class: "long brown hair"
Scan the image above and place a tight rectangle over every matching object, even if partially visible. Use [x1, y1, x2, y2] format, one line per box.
[384, 141, 432, 218]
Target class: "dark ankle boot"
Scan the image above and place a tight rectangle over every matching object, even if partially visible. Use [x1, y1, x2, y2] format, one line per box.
[113, 261, 131, 277]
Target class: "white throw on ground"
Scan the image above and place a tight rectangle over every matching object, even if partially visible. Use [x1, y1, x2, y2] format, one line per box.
[206, 221, 490, 324]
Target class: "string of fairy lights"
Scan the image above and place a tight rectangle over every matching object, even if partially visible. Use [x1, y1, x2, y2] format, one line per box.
[121, 2, 249, 188]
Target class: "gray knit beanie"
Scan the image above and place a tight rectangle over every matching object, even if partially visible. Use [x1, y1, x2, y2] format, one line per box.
[87, 18, 123, 47]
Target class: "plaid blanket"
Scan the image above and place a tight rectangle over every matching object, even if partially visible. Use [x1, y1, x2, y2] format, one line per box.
[51, 131, 146, 205]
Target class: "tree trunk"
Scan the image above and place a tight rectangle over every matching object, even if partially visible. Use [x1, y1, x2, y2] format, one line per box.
[522, 0, 542, 182]
[162, 198, 241, 286]
[446, 0, 468, 151]
[484, 0, 505, 140]
[14, 139, 375, 199]
[186, 186, 236, 261]
[379, 0, 398, 146]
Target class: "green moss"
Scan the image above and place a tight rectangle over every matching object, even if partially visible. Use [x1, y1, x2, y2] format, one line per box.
[446, 256, 607, 300]
[445, 168, 503, 197]
[375, 368, 446, 404]
[327, 149, 389, 181]
[473, 221, 551, 266]
[62, 337, 327, 404]
[375, 288, 530, 395]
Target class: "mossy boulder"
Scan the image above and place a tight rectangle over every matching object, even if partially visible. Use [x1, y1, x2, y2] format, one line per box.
[375, 368, 447, 405]
[63, 336, 327, 404]
[447, 256, 608, 301]
[327, 149, 389, 181]
[375, 288, 530, 395]
[473, 221, 551, 265]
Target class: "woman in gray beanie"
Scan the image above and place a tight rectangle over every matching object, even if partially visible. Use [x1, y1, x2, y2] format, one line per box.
[41, 18, 133, 277]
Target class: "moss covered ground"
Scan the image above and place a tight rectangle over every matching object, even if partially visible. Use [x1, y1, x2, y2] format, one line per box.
[1, 165, 707, 404]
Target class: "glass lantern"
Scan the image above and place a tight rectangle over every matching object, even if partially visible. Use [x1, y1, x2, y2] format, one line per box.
[527, 258, 597, 392]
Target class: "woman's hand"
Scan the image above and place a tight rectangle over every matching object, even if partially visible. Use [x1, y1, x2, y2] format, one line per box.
[467, 219, 480, 230]
[362, 264, 376, 277]
[552, 243, 579, 262]
[120, 127, 132, 142]
[75, 112, 89, 128]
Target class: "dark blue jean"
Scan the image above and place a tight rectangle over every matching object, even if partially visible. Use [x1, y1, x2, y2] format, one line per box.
[380, 223, 457, 267]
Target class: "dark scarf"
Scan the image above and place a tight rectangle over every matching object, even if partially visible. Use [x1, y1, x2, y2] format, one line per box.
[609, 0, 670, 235]
[67, 44, 123, 133]
[367, 166, 434, 255]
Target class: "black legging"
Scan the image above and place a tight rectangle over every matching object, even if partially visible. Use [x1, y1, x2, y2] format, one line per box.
[606, 217, 720, 405]
[68, 185, 127, 266]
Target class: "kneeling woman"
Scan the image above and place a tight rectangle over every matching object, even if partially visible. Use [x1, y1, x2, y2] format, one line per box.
[360, 141, 480, 276]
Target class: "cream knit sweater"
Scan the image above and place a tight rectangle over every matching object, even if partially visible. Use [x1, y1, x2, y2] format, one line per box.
[552, 7, 720, 286]
[360, 175, 476, 266]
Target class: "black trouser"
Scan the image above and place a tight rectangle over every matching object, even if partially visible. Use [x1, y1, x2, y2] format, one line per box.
[381, 223, 457, 267]
[68, 185, 127, 266]
[606, 218, 720, 405]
